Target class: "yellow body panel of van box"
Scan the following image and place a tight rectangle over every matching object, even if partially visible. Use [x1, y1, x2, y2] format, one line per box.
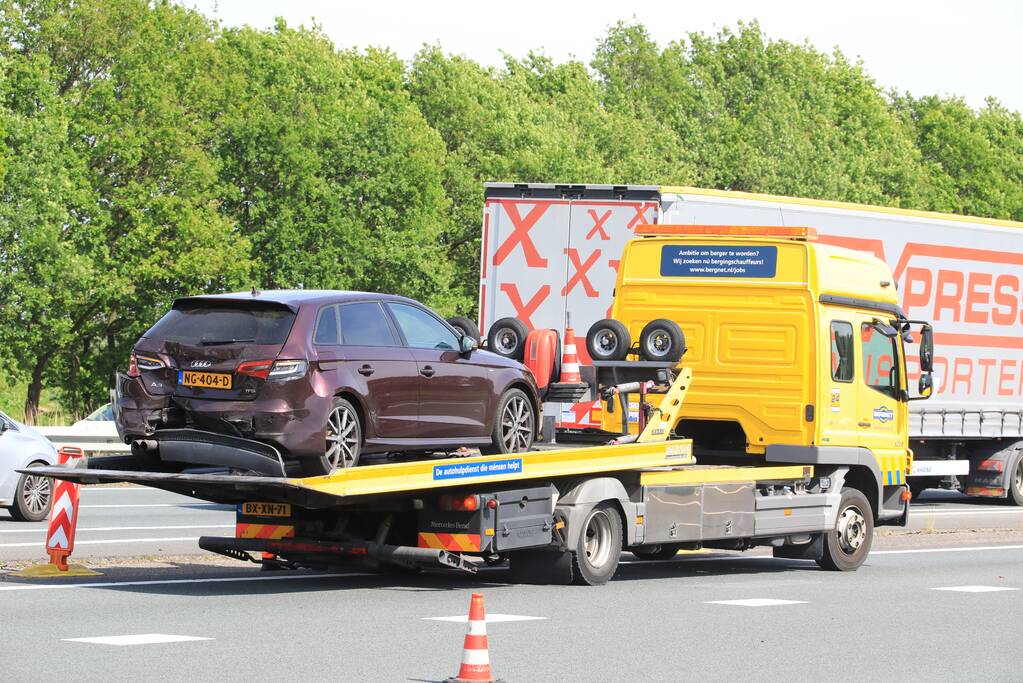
[607, 234, 908, 475]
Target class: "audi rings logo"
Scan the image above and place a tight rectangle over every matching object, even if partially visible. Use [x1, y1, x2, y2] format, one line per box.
[190, 360, 212, 368]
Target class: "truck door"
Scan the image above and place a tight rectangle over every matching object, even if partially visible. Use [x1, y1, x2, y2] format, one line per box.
[819, 312, 860, 448]
[855, 316, 908, 486]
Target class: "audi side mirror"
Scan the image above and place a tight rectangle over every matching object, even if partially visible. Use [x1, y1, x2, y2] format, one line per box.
[919, 324, 934, 372]
[460, 335, 478, 354]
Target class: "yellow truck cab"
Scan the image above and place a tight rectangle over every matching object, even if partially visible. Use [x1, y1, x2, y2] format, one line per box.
[603, 224, 934, 526]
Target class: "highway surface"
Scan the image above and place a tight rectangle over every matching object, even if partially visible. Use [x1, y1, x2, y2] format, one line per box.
[2, 486, 1023, 680]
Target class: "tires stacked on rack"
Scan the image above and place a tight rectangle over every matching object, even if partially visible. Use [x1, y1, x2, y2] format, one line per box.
[585, 318, 686, 362]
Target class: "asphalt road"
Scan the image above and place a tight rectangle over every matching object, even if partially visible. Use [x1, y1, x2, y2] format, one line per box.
[3, 486, 1019, 563]
[3, 537, 1022, 681]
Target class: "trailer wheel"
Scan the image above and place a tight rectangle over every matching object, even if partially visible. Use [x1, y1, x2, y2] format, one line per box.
[571, 502, 622, 585]
[585, 319, 631, 361]
[447, 316, 481, 343]
[630, 545, 678, 561]
[817, 488, 873, 571]
[487, 317, 528, 360]
[302, 397, 361, 476]
[1006, 456, 1023, 505]
[639, 319, 685, 362]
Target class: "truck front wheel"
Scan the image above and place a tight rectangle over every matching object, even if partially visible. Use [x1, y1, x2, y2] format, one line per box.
[571, 502, 622, 585]
[818, 488, 873, 571]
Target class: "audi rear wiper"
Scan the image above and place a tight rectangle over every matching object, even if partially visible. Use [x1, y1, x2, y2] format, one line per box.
[199, 338, 255, 346]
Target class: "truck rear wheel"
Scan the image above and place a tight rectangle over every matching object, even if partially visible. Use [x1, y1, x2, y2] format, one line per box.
[571, 502, 622, 585]
[817, 488, 873, 571]
[1007, 456, 1023, 506]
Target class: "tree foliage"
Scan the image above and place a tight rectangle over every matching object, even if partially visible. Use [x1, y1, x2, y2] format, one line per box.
[0, 5, 1020, 421]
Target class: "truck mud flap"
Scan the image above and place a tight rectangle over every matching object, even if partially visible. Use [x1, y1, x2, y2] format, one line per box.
[772, 534, 824, 561]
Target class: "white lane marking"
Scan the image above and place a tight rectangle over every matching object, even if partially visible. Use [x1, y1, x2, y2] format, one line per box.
[872, 544, 1023, 555]
[0, 536, 199, 548]
[706, 599, 807, 607]
[931, 585, 1019, 593]
[424, 614, 548, 623]
[913, 509, 1023, 516]
[64, 634, 212, 646]
[0, 572, 367, 592]
[79, 504, 223, 509]
[0, 525, 234, 534]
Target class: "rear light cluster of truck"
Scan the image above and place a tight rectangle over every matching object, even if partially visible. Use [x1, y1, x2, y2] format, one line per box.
[438, 494, 498, 511]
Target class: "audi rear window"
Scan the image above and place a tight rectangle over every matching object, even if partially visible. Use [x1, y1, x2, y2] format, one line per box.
[145, 301, 296, 346]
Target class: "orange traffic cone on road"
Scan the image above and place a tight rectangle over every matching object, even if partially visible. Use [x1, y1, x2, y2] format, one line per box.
[559, 327, 582, 384]
[446, 593, 503, 683]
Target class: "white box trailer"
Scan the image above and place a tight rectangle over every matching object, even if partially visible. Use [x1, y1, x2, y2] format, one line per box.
[479, 183, 1023, 502]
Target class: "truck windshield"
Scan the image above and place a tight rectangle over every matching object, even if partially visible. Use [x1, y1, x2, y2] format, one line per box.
[861, 324, 899, 398]
[145, 302, 296, 346]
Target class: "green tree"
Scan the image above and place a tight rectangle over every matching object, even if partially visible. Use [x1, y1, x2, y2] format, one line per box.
[0, 0, 251, 421]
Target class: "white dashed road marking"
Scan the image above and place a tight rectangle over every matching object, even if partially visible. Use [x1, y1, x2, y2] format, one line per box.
[0, 536, 200, 548]
[63, 634, 212, 646]
[0, 572, 364, 591]
[706, 599, 808, 607]
[872, 545, 1023, 555]
[931, 585, 1019, 593]
[0, 525, 234, 534]
[424, 614, 548, 623]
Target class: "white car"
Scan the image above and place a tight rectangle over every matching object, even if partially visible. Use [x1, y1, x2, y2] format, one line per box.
[0, 410, 58, 521]
[72, 403, 118, 436]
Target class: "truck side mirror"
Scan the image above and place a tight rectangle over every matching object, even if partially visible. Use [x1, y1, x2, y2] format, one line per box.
[919, 324, 934, 372]
[918, 372, 933, 399]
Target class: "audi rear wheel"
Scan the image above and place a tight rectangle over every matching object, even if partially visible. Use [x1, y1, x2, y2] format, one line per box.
[301, 398, 362, 476]
[486, 389, 535, 454]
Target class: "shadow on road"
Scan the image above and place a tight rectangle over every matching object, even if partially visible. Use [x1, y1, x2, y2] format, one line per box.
[2, 551, 820, 596]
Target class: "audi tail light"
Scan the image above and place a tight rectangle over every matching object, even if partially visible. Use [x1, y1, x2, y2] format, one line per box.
[128, 352, 165, 377]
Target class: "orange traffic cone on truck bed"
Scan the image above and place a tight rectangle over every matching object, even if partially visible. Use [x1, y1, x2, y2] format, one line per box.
[446, 593, 504, 683]
[559, 327, 582, 383]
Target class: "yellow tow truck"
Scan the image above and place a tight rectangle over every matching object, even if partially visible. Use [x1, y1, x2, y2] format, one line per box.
[28, 225, 932, 585]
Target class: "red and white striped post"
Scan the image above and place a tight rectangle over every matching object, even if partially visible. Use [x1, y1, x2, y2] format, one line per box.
[44, 446, 85, 571]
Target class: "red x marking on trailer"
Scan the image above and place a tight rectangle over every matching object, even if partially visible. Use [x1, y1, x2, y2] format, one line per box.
[562, 248, 601, 298]
[605, 258, 621, 317]
[586, 209, 611, 241]
[627, 204, 652, 231]
[499, 283, 550, 330]
[493, 202, 549, 268]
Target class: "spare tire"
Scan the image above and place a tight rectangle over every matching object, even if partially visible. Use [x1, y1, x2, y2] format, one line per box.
[447, 315, 481, 343]
[586, 319, 631, 361]
[639, 319, 685, 362]
[487, 317, 529, 360]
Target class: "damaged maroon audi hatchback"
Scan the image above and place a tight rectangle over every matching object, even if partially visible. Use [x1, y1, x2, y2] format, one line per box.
[115, 290, 541, 475]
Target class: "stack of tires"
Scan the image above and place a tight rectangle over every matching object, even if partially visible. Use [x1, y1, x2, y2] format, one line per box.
[585, 318, 685, 363]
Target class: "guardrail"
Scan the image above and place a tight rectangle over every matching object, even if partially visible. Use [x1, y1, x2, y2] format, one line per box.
[35, 426, 130, 454]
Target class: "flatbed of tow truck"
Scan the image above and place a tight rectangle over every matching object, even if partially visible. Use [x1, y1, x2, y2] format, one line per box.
[25, 368, 879, 584]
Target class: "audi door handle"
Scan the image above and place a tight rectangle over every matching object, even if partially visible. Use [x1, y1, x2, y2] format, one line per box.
[858, 421, 871, 428]
[358, 365, 374, 376]
[420, 366, 435, 378]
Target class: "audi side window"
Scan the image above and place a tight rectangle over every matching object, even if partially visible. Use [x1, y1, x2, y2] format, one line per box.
[314, 305, 340, 345]
[861, 323, 899, 398]
[387, 303, 458, 350]
[830, 321, 854, 382]
[340, 302, 397, 347]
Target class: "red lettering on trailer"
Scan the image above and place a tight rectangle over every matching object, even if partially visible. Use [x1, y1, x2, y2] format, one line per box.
[952, 358, 973, 394]
[978, 357, 997, 395]
[493, 202, 549, 268]
[586, 209, 612, 241]
[934, 270, 964, 322]
[606, 258, 621, 318]
[562, 248, 601, 298]
[816, 234, 887, 261]
[499, 283, 550, 330]
[993, 274, 1019, 325]
[902, 267, 933, 316]
[999, 360, 1017, 396]
[964, 272, 993, 324]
